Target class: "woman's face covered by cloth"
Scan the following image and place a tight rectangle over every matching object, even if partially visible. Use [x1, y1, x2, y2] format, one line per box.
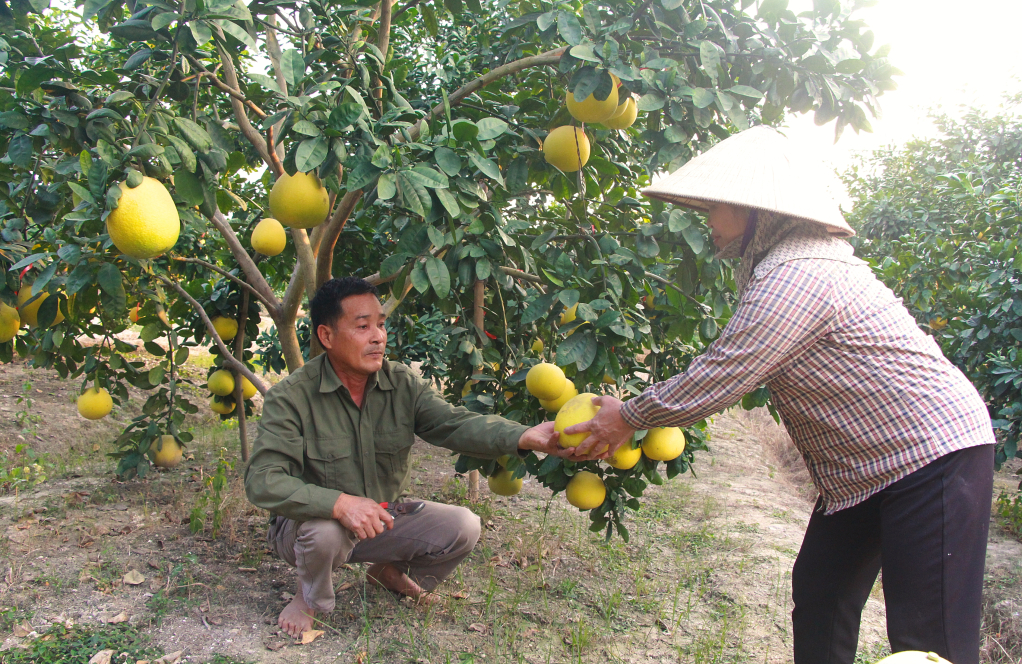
[706, 203, 750, 249]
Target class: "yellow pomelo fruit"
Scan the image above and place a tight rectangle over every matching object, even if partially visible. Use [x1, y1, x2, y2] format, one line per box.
[207, 369, 236, 396]
[601, 97, 638, 130]
[565, 470, 606, 509]
[554, 393, 600, 449]
[107, 176, 180, 259]
[269, 172, 330, 228]
[543, 126, 590, 172]
[540, 382, 577, 413]
[241, 376, 257, 400]
[525, 362, 567, 400]
[18, 286, 64, 328]
[875, 653, 951, 664]
[607, 440, 642, 470]
[77, 386, 113, 420]
[210, 398, 235, 415]
[212, 316, 238, 342]
[251, 218, 287, 256]
[0, 302, 20, 342]
[153, 435, 183, 469]
[461, 379, 477, 398]
[531, 338, 544, 353]
[565, 84, 620, 123]
[488, 469, 523, 496]
[602, 373, 616, 385]
[559, 302, 578, 325]
[128, 303, 142, 323]
[641, 426, 686, 461]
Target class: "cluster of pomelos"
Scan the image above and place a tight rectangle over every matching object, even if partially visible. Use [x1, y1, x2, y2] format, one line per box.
[519, 361, 686, 511]
[542, 73, 639, 173]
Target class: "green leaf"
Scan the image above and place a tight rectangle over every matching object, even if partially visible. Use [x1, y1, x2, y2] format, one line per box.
[281, 49, 306, 89]
[295, 136, 329, 172]
[427, 226, 446, 248]
[82, 0, 113, 20]
[173, 117, 214, 153]
[468, 152, 503, 185]
[377, 172, 397, 200]
[636, 234, 660, 258]
[381, 253, 410, 277]
[173, 168, 205, 207]
[396, 171, 431, 217]
[190, 20, 213, 47]
[166, 134, 197, 173]
[558, 289, 580, 307]
[729, 85, 764, 99]
[699, 41, 721, 81]
[475, 118, 509, 141]
[436, 188, 461, 217]
[249, 73, 282, 94]
[636, 92, 666, 112]
[6, 135, 33, 169]
[151, 12, 179, 31]
[410, 261, 429, 293]
[425, 255, 451, 298]
[557, 11, 582, 45]
[692, 88, 715, 109]
[681, 225, 705, 254]
[218, 19, 257, 51]
[434, 147, 462, 176]
[406, 166, 449, 189]
[329, 102, 362, 130]
[124, 48, 152, 71]
[451, 119, 478, 142]
[421, 3, 438, 36]
[125, 143, 164, 160]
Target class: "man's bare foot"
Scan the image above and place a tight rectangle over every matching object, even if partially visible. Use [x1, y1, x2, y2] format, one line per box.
[366, 563, 438, 605]
[278, 587, 317, 639]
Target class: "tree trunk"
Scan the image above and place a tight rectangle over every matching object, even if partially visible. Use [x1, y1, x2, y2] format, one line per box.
[468, 279, 486, 503]
[232, 291, 251, 462]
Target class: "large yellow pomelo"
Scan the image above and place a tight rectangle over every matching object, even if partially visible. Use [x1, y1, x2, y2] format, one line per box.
[487, 469, 523, 496]
[875, 653, 951, 664]
[207, 369, 235, 396]
[0, 302, 19, 342]
[559, 302, 578, 325]
[525, 362, 567, 400]
[566, 84, 620, 123]
[210, 398, 235, 415]
[269, 172, 330, 229]
[565, 470, 606, 509]
[77, 386, 113, 420]
[543, 126, 590, 172]
[107, 176, 180, 259]
[601, 97, 638, 130]
[607, 440, 642, 470]
[18, 286, 64, 327]
[641, 426, 686, 461]
[153, 435, 183, 469]
[539, 382, 577, 413]
[554, 393, 600, 449]
[251, 217, 287, 256]
[241, 375, 257, 399]
[531, 338, 544, 353]
[212, 316, 238, 342]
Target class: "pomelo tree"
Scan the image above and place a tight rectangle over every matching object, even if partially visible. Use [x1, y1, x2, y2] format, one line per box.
[0, 0, 896, 539]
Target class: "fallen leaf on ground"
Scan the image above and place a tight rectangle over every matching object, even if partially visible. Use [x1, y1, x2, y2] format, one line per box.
[123, 570, 145, 585]
[299, 629, 324, 644]
[89, 650, 115, 664]
[468, 622, 487, 633]
[153, 651, 184, 664]
[12, 621, 33, 637]
[265, 640, 286, 651]
[451, 590, 469, 599]
[335, 581, 354, 592]
[106, 611, 129, 624]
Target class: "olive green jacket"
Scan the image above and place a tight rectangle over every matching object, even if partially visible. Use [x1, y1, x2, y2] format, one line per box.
[244, 354, 527, 521]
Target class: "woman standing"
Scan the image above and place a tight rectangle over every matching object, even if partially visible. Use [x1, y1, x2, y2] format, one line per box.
[565, 126, 995, 664]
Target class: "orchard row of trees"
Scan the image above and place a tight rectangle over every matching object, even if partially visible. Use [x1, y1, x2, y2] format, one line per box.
[1, 0, 898, 538]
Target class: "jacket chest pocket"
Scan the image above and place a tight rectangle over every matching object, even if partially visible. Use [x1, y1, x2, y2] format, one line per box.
[374, 427, 413, 482]
[305, 436, 353, 490]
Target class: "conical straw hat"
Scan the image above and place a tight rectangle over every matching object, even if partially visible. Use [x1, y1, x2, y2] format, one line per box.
[642, 125, 854, 237]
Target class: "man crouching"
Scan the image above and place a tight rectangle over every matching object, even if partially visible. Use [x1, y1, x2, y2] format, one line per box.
[245, 277, 567, 638]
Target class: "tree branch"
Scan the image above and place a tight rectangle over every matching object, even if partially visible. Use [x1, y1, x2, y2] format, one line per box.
[263, 16, 289, 160]
[391, 0, 420, 22]
[170, 257, 276, 312]
[644, 271, 711, 311]
[188, 52, 267, 118]
[315, 189, 363, 289]
[290, 228, 318, 303]
[208, 210, 281, 316]
[157, 276, 268, 396]
[232, 290, 251, 462]
[406, 47, 567, 142]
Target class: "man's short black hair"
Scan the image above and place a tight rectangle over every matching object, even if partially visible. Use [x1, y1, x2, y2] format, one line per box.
[310, 277, 379, 333]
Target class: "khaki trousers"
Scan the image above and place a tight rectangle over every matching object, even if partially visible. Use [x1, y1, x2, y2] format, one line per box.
[268, 501, 480, 612]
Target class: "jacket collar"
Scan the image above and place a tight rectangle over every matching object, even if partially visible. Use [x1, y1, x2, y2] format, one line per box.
[317, 354, 395, 394]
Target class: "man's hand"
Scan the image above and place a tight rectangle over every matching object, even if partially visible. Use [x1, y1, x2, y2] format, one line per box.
[331, 494, 394, 540]
[561, 395, 636, 460]
[518, 421, 576, 458]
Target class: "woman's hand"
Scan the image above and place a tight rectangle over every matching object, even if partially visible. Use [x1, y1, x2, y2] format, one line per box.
[561, 395, 637, 460]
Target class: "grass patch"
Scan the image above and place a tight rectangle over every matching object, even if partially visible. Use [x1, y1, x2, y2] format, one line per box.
[0, 623, 162, 664]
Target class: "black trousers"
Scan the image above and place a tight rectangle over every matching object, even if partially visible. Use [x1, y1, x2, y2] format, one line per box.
[791, 444, 994, 664]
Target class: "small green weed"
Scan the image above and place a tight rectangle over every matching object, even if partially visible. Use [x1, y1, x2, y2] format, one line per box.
[190, 448, 233, 537]
[995, 491, 1022, 539]
[0, 623, 162, 664]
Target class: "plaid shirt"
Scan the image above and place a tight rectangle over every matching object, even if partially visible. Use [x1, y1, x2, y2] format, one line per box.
[620, 258, 994, 513]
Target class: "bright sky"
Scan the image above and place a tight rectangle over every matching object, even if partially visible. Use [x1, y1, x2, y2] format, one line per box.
[783, 0, 1022, 173]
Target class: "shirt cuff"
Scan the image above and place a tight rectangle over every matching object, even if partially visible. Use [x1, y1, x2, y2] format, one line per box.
[500, 424, 530, 457]
[619, 398, 650, 430]
[308, 486, 344, 520]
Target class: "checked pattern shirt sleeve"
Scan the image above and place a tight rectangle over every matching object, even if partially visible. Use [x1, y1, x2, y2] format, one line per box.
[620, 261, 837, 431]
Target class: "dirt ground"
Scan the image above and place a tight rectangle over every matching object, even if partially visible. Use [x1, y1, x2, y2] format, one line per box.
[0, 357, 1020, 663]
